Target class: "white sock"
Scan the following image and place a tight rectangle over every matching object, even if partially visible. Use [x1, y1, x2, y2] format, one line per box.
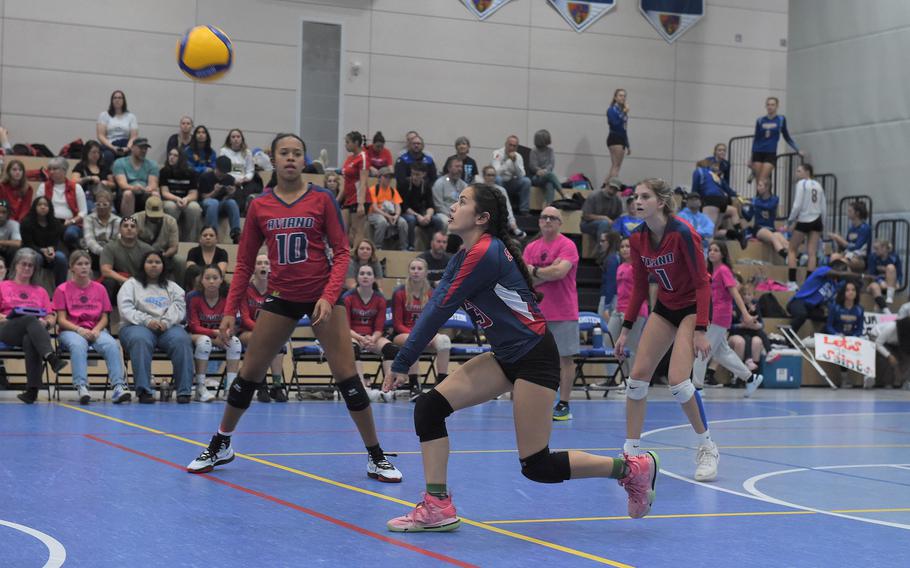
[217, 429, 232, 437]
[226, 372, 238, 386]
[623, 439, 641, 456]
[195, 373, 205, 386]
[887, 287, 895, 301]
[696, 430, 713, 447]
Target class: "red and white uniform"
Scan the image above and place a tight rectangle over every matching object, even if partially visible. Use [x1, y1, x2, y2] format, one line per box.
[341, 150, 370, 208]
[239, 283, 267, 332]
[344, 290, 387, 336]
[392, 287, 431, 335]
[188, 292, 227, 338]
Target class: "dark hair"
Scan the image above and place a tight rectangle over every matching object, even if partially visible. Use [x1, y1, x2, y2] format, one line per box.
[598, 231, 621, 267]
[799, 162, 814, 177]
[372, 131, 385, 144]
[533, 129, 551, 149]
[107, 90, 128, 116]
[849, 201, 869, 221]
[190, 125, 213, 161]
[199, 224, 219, 238]
[766, 96, 780, 106]
[707, 240, 733, 274]
[410, 162, 428, 175]
[354, 263, 380, 291]
[469, 183, 540, 301]
[215, 155, 233, 174]
[24, 196, 61, 231]
[166, 145, 191, 172]
[79, 140, 104, 168]
[223, 128, 247, 152]
[836, 279, 861, 306]
[136, 250, 171, 288]
[270, 132, 305, 157]
[1, 159, 28, 191]
[196, 263, 229, 296]
[346, 131, 364, 149]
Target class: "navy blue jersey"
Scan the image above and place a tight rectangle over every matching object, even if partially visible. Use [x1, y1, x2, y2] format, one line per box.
[391, 234, 546, 373]
[607, 104, 628, 138]
[752, 114, 799, 154]
[868, 252, 903, 284]
[845, 222, 871, 254]
[748, 194, 779, 230]
[825, 302, 864, 337]
[704, 156, 730, 182]
[691, 166, 735, 199]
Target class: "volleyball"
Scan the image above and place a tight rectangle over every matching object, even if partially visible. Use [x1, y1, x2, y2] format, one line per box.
[176, 25, 233, 81]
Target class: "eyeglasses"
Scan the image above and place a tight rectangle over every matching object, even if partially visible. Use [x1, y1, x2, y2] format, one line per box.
[540, 215, 561, 223]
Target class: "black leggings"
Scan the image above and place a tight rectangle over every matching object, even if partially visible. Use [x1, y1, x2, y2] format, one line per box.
[787, 299, 826, 334]
[0, 316, 53, 388]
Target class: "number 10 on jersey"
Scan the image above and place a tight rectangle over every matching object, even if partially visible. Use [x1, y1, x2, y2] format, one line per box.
[276, 232, 309, 264]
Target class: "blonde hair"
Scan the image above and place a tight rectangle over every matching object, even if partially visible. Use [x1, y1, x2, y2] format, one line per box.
[637, 178, 675, 217]
[405, 257, 431, 309]
[612, 88, 629, 114]
[323, 171, 340, 192]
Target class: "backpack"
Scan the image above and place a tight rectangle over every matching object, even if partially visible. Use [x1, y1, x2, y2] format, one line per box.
[550, 192, 585, 211]
[59, 138, 84, 159]
[562, 172, 592, 190]
[757, 292, 788, 318]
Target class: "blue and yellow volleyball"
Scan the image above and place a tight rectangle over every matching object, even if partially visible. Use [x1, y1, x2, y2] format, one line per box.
[177, 25, 233, 81]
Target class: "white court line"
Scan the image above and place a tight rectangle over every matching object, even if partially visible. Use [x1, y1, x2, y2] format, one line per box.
[0, 519, 66, 567]
[891, 465, 910, 472]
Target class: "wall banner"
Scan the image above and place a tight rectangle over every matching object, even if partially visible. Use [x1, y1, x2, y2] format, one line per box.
[461, 0, 514, 20]
[639, 0, 704, 44]
[548, 1, 616, 33]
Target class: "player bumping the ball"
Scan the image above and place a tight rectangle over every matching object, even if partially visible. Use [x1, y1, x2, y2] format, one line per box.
[383, 183, 658, 533]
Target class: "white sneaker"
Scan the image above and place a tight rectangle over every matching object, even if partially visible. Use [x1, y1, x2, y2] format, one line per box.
[111, 384, 132, 404]
[694, 442, 719, 482]
[380, 390, 395, 403]
[863, 376, 875, 389]
[886, 288, 895, 304]
[77, 385, 91, 405]
[367, 454, 402, 483]
[187, 435, 234, 473]
[744, 374, 763, 398]
[367, 388, 382, 403]
[786, 281, 800, 291]
[195, 382, 214, 403]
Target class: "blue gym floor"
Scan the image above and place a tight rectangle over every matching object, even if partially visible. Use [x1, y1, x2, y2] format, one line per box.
[2, 390, 908, 567]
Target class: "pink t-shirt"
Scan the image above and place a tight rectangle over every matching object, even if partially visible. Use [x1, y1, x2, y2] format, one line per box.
[0, 281, 53, 317]
[523, 234, 579, 321]
[616, 263, 648, 319]
[53, 280, 112, 329]
[710, 264, 737, 328]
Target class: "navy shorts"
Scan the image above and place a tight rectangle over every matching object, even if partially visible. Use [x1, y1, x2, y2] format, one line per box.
[794, 217, 823, 234]
[493, 330, 560, 391]
[260, 293, 344, 321]
[653, 300, 697, 328]
[751, 151, 776, 164]
[607, 133, 629, 149]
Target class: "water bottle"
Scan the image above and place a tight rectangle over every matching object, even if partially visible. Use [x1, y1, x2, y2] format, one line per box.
[592, 325, 603, 349]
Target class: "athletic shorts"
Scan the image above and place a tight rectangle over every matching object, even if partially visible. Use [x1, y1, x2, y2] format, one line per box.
[702, 195, 729, 212]
[751, 151, 776, 164]
[260, 293, 345, 321]
[653, 300, 697, 328]
[607, 132, 629, 149]
[549, 320, 580, 357]
[794, 217, 823, 234]
[493, 330, 560, 391]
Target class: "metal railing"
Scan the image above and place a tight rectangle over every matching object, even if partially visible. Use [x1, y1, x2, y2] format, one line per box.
[873, 219, 909, 292]
[727, 134, 754, 196]
[835, 194, 872, 238]
[775, 152, 804, 220]
[814, 173, 838, 232]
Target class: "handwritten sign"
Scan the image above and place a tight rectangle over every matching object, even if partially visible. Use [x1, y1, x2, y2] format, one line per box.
[814, 334, 875, 376]
[863, 312, 897, 335]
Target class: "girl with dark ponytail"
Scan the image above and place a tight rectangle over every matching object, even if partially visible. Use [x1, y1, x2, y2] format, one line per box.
[383, 182, 659, 534]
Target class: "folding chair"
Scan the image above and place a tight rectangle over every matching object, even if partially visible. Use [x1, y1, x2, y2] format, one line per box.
[53, 335, 121, 401]
[418, 309, 483, 388]
[573, 311, 629, 399]
[288, 315, 336, 399]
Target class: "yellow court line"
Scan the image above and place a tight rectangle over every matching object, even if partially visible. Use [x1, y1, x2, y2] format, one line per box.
[57, 403, 632, 568]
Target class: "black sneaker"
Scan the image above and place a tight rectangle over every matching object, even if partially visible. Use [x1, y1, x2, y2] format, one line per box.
[409, 385, 423, 403]
[704, 375, 722, 388]
[176, 394, 191, 404]
[231, 228, 242, 244]
[45, 353, 66, 374]
[257, 383, 271, 403]
[17, 389, 38, 404]
[138, 391, 156, 404]
[270, 385, 288, 402]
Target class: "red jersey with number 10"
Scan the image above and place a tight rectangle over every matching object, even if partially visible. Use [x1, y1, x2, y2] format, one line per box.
[625, 216, 710, 329]
[225, 185, 350, 315]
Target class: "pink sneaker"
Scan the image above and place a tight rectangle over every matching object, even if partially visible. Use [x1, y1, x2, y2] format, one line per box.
[387, 493, 461, 532]
[618, 451, 659, 518]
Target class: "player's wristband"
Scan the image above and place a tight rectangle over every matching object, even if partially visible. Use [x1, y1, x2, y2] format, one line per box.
[622, 319, 634, 330]
[695, 325, 707, 332]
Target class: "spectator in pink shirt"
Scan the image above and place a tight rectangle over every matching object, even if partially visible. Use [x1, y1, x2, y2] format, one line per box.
[604, 236, 648, 377]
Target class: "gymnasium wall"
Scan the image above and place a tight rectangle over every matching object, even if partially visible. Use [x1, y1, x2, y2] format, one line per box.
[0, 0, 787, 188]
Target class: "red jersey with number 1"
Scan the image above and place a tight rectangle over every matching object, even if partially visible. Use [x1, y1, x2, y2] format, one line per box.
[624, 216, 710, 328]
[225, 185, 350, 315]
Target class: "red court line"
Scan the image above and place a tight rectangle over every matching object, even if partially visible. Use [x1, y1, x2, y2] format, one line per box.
[83, 434, 477, 568]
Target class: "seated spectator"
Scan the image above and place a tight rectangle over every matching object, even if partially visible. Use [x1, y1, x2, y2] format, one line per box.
[611, 195, 643, 238]
[117, 250, 194, 404]
[367, 167, 408, 251]
[491, 135, 531, 216]
[0, 256, 6, 279]
[871, 311, 910, 389]
[53, 250, 130, 405]
[825, 280, 866, 387]
[199, 156, 241, 243]
[479, 166, 526, 238]
[394, 134, 437, 191]
[529, 129, 564, 207]
[741, 179, 789, 260]
[344, 238, 384, 291]
[0, 247, 65, 404]
[184, 225, 229, 290]
[323, 171, 341, 201]
[112, 138, 159, 217]
[238, 254, 287, 401]
[692, 159, 747, 247]
[96, 90, 137, 166]
[219, 128, 262, 212]
[42, 157, 87, 251]
[70, 140, 115, 212]
[432, 158, 467, 231]
[159, 146, 202, 242]
[705, 143, 730, 184]
[399, 163, 443, 249]
[0, 199, 21, 265]
[366, 131, 394, 176]
[134, 195, 185, 286]
[392, 257, 450, 399]
[0, 159, 33, 221]
[418, 231, 452, 284]
[20, 196, 67, 286]
[581, 176, 624, 240]
[397, 130, 420, 157]
[676, 193, 715, 250]
[186, 264, 241, 403]
[829, 201, 871, 273]
[728, 282, 769, 376]
[442, 136, 478, 184]
[867, 239, 903, 310]
[344, 264, 398, 387]
[185, 125, 217, 174]
[167, 115, 194, 154]
[0, 125, 12, 155]
[787, 258, 851, 333]
[100, 216, 153, 302]
[83, 189, 121, 270]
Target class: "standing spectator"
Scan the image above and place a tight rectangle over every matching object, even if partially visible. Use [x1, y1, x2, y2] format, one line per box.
[742, 179, 789, 260]
[0, 248, 66, 404]
[523, 206, 579, 421]
[20, 196, 67, 286]
[70, 140, 115, 211]
[399, 163, 442, 250]
[323, 171, 341, 201]
[418, 231, 452, 284]
[612, 196, 643, 238]
[219, 128, 261, 211]
[96, 90, 138, 166]
[786, 163, 826, 285]
[529, 129, 563, 207]
[117, 250, 194, 404]
[112, 137, 159, 217]
[829, 201, 871, 273]
[99, 216, 154, 302]
[167, 115, 194, 154]
[581, 176, 624, 240]
[54, 250, 130, 405]
[341, 131, 370, 244]
[442, 136, 478, 184]
[705, 143, 730, 183]
[366, 132, 394, 176]
[0, 199, 21, 264]
[187, 265, 241, 403]
[749, 96, 803, 187]
[134, 195, 185, 286]
[199, 156, 241, 243]
[603, 236, 648, 377]
[238, 254, 287, 401]
[867, 240, 903, 310]
[344, 238, 384, 291]
[480, 166, 526, 238]
[394, 135, 438, 190]
[606, 88, 630, 180]
[82, 189, 121, 270]
[159, 147, 202, 242]
[0, 159, 33, 221]
[184, 225, 229, 291]
[344, 264, 396, 388]
[41, 157, 87, 251]
[367, 167, 408, 251]
[185, 125, 217, 174]
[432, 158, 467, 229]
[492, 135, 531, 216]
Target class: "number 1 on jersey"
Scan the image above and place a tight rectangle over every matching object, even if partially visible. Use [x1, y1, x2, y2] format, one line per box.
[275, 232, 309, 265]
[655, 268, 674, 291]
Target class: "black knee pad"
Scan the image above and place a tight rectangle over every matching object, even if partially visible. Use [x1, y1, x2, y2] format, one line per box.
[226, 376, 259, 410]
[520, 446, 571, 484]
[380, 342, 399, 360]
[337, 376, 370, 411]
[414, 388, 453, 443]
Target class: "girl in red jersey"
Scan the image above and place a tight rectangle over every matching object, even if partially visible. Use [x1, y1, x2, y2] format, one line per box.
[340, 131, 370, 243]
[344, 264, 395, 388]
[186, 264, 240, 403]
[393, 257, 451, 399]
[613, 178, 720, 482]
[187, 133, 402, 483]
[238, 253, 287, 402]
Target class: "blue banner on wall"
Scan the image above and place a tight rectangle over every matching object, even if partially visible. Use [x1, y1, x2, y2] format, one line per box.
[460, 0, 514, 20]
[548, 1, 616, 33]
[639, 0, 704, 43]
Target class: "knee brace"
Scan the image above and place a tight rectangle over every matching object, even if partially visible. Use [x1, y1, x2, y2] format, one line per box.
[226, 336, 242, 360]
[670, 379, 696, 404]
[433, 333, 451, 351]
[520, 446, 571, 484]
[337, 376, 370, 412]
[625, 379, 650, 400]
[194, 336, 213, 360]
[226, 376, 259, 409]
[414, 388, 453, 442]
